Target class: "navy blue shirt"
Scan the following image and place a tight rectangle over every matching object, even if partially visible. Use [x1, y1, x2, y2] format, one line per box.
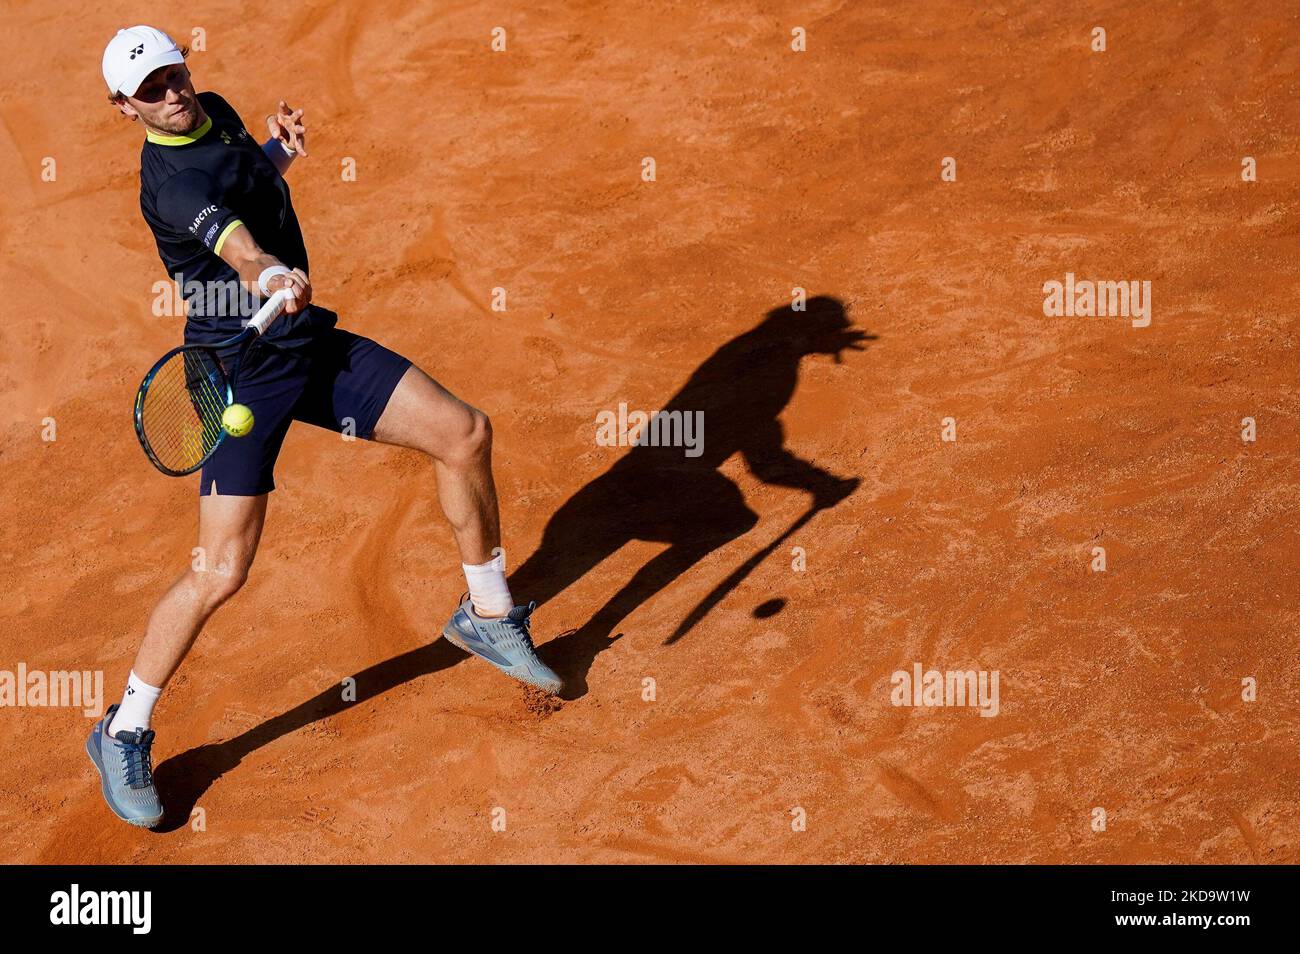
[138, 90, 335, 352]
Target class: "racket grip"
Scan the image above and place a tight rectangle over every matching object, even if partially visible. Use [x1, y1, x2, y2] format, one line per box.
[248, 287, 295, 335]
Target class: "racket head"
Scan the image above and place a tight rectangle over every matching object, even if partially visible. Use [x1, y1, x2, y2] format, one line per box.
[134, 344, 234, 476]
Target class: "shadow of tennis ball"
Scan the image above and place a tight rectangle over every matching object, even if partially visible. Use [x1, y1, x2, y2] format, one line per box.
[753, 598, 786, 619]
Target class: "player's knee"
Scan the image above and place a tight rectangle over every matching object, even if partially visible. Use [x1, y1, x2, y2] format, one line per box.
[470, 409, 492, 454]
[441, 407, 491, 465]
[193, 555, 252, 608]
[208, 567, 249, 607]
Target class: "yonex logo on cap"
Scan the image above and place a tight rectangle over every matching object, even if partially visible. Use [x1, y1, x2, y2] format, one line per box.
[129, 44, 145, 59]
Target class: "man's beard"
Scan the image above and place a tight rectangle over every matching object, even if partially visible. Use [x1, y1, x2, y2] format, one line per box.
[154, 103, 199, 134]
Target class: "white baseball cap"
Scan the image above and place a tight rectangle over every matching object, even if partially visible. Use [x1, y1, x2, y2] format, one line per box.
[102, 25, 185, 97]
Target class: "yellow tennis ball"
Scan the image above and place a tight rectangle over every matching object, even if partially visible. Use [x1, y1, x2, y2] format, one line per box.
[222, 403, 255, 438]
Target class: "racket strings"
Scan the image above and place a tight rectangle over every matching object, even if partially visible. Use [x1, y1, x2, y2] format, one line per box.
[140, 349, 230, 473]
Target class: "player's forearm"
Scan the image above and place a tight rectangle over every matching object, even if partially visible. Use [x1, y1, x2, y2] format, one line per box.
[216, 222, 307, 305]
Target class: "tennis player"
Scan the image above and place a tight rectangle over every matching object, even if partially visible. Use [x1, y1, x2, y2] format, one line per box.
[88, 26, 561, 829]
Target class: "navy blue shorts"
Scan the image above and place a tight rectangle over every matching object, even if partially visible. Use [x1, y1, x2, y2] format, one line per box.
[200, 328, 412, 496]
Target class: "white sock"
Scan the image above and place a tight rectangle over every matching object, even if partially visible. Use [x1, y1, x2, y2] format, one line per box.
[107, 670, 163, 736]
[462, 551, 513, 618]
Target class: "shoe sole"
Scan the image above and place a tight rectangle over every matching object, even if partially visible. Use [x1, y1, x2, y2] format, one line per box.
[85, 730, 163, 829]
[441, 625, 562, 695]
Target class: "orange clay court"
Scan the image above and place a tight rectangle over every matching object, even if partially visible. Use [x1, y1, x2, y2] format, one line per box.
[0, 1, 1297, 863]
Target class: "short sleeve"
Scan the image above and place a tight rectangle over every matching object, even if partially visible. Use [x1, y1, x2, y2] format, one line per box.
[154, 168, 244, 255]
[208, 92, 251, 134]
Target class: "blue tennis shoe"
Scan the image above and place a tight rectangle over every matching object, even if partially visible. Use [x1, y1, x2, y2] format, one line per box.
[442, 596, 562, 694]
[86, 704, 164, 828]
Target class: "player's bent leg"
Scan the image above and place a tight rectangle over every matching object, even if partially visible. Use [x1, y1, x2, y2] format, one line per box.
[371, 364, 561, 693]
[88, 492, 268, 828]
[371, 365, 499, 565]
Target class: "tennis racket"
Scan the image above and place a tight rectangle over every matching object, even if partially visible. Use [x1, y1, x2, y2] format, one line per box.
[133, 287, 294, 476]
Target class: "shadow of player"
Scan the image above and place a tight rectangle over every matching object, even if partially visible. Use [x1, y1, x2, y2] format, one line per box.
[509, 295, 874, 696]
[151, 296, 872, 822]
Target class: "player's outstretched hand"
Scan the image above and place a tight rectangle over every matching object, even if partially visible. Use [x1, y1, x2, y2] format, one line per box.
[266, 100, 308, 157]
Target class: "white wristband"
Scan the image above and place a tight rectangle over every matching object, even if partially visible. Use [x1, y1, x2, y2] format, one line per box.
[257, 265, 293, 296]
[278, 139, 295, 156]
